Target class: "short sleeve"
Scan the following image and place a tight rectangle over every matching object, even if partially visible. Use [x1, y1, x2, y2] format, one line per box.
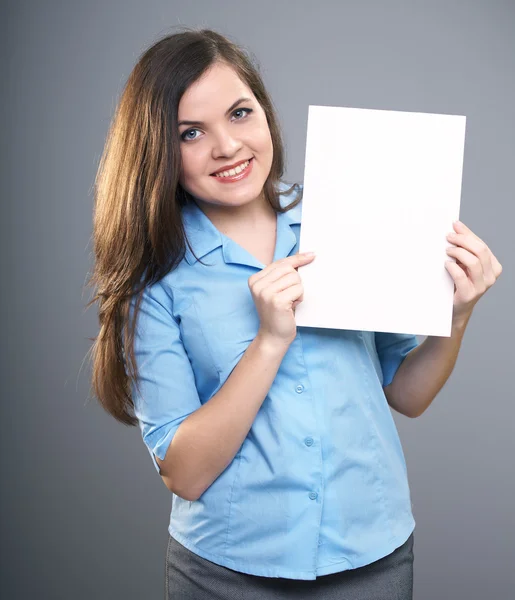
[130, 282, 202, 474]
[374, 332, 420, 388]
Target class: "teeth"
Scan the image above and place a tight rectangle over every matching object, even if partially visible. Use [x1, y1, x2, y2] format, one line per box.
[214, 160, 250, 178]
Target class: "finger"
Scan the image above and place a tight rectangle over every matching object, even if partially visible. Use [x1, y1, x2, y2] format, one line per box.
[446, 246, 485, 289]
[264, 253, 315, 278]
[491, 253, 503, 278]
[452, 222, 502, 281]
[261, 271, 301, 296]
[275, 283, 304, 307]
[445, 259, 474, 296]
[447, 231, 495, 282]
[292, 293, 304, 310]
[453, 220, 483, 243]
[249, 253, 315, 285]
[255, 263, 300, 289]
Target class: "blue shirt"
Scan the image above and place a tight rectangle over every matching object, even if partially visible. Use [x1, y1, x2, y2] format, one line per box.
[131, 181, 420, 580]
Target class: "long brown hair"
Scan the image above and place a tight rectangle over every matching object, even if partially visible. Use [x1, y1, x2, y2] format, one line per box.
[84, 27, 302, 426]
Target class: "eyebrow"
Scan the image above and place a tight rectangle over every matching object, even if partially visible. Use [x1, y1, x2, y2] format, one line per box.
[178, 97, 252, 127]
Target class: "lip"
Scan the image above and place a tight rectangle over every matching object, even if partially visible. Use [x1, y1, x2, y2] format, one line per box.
[210, 157, 254, 183]
[210, 158, 252, 176]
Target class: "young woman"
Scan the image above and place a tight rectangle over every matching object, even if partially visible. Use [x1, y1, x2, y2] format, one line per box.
[87, 27, 501, 600]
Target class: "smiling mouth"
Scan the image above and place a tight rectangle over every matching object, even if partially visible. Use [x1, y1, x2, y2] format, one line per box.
[211, 158, 253, 178]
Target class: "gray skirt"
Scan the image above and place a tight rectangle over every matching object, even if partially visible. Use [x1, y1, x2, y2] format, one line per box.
[165, 531, 414, 599]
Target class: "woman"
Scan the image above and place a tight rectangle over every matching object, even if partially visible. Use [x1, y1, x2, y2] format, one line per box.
[87, 27, 502, 600]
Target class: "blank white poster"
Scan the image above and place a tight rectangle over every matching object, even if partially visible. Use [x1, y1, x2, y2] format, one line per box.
[295, 105, 467, 338]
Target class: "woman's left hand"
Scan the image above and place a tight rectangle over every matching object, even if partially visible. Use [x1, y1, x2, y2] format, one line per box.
[445, 220, 503, 325]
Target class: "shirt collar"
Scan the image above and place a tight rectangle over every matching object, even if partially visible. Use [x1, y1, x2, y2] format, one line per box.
[182, 181, 302, 269]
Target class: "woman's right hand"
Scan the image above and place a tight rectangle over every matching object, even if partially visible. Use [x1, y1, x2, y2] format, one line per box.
[248, 252, 316, 349]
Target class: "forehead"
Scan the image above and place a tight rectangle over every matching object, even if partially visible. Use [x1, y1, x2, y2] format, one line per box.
[178, 63, 253, 117]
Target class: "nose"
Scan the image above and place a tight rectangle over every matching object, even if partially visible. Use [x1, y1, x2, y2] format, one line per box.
[211, 126, 242, 159]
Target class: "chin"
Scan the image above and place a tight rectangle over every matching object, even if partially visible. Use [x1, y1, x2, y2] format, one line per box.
[191, 181, 261, 206]
[208, 189, 262, 209]
[221, 182, 266, 203]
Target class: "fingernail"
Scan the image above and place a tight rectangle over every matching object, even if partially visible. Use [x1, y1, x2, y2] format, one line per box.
[304, 252, 316, 257]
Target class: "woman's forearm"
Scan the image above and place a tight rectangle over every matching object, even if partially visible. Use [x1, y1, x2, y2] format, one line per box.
[385, 315, 471, 418]
[158, 333, 289, 501]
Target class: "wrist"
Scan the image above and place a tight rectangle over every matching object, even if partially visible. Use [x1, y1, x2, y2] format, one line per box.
[254, 331, 293, 357]
[452, 310, 473, 333]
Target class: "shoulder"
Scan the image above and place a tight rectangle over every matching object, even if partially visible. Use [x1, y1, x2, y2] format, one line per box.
[129, 274, 177, 322]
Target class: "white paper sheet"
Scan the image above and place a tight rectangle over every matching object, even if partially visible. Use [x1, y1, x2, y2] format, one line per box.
[295, 105, 467, 337]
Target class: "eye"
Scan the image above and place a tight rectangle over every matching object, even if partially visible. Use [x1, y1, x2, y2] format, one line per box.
[181, 128, 201, 142]
[231, 107, 253, 120]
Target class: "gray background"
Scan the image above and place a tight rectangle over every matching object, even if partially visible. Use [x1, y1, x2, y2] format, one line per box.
[2, 0, 514, 598]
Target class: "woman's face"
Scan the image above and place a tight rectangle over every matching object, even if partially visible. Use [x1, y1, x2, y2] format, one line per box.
[177, 62, 274, 210]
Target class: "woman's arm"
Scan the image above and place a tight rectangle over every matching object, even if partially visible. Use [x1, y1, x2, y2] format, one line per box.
[384, 315, 470, 418]
[157, 333, 288, 501]
[158, 252, 315, 500]
[386, 217, 503, 418]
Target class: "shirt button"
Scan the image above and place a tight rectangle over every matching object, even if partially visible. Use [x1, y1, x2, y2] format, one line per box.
[309, 492, 318, 500]
[304, 437, 314, 446]
[295, 384, 304, 394]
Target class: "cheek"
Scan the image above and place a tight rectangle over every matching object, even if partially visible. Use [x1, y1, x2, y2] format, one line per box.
[180, 146, 205, 177]
[178, 150, 199, 192]
[262, 130, 274, 165]
[252, 121, 273, 154]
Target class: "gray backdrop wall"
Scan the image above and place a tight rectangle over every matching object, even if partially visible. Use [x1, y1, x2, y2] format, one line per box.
[2, 0, 514, 598]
